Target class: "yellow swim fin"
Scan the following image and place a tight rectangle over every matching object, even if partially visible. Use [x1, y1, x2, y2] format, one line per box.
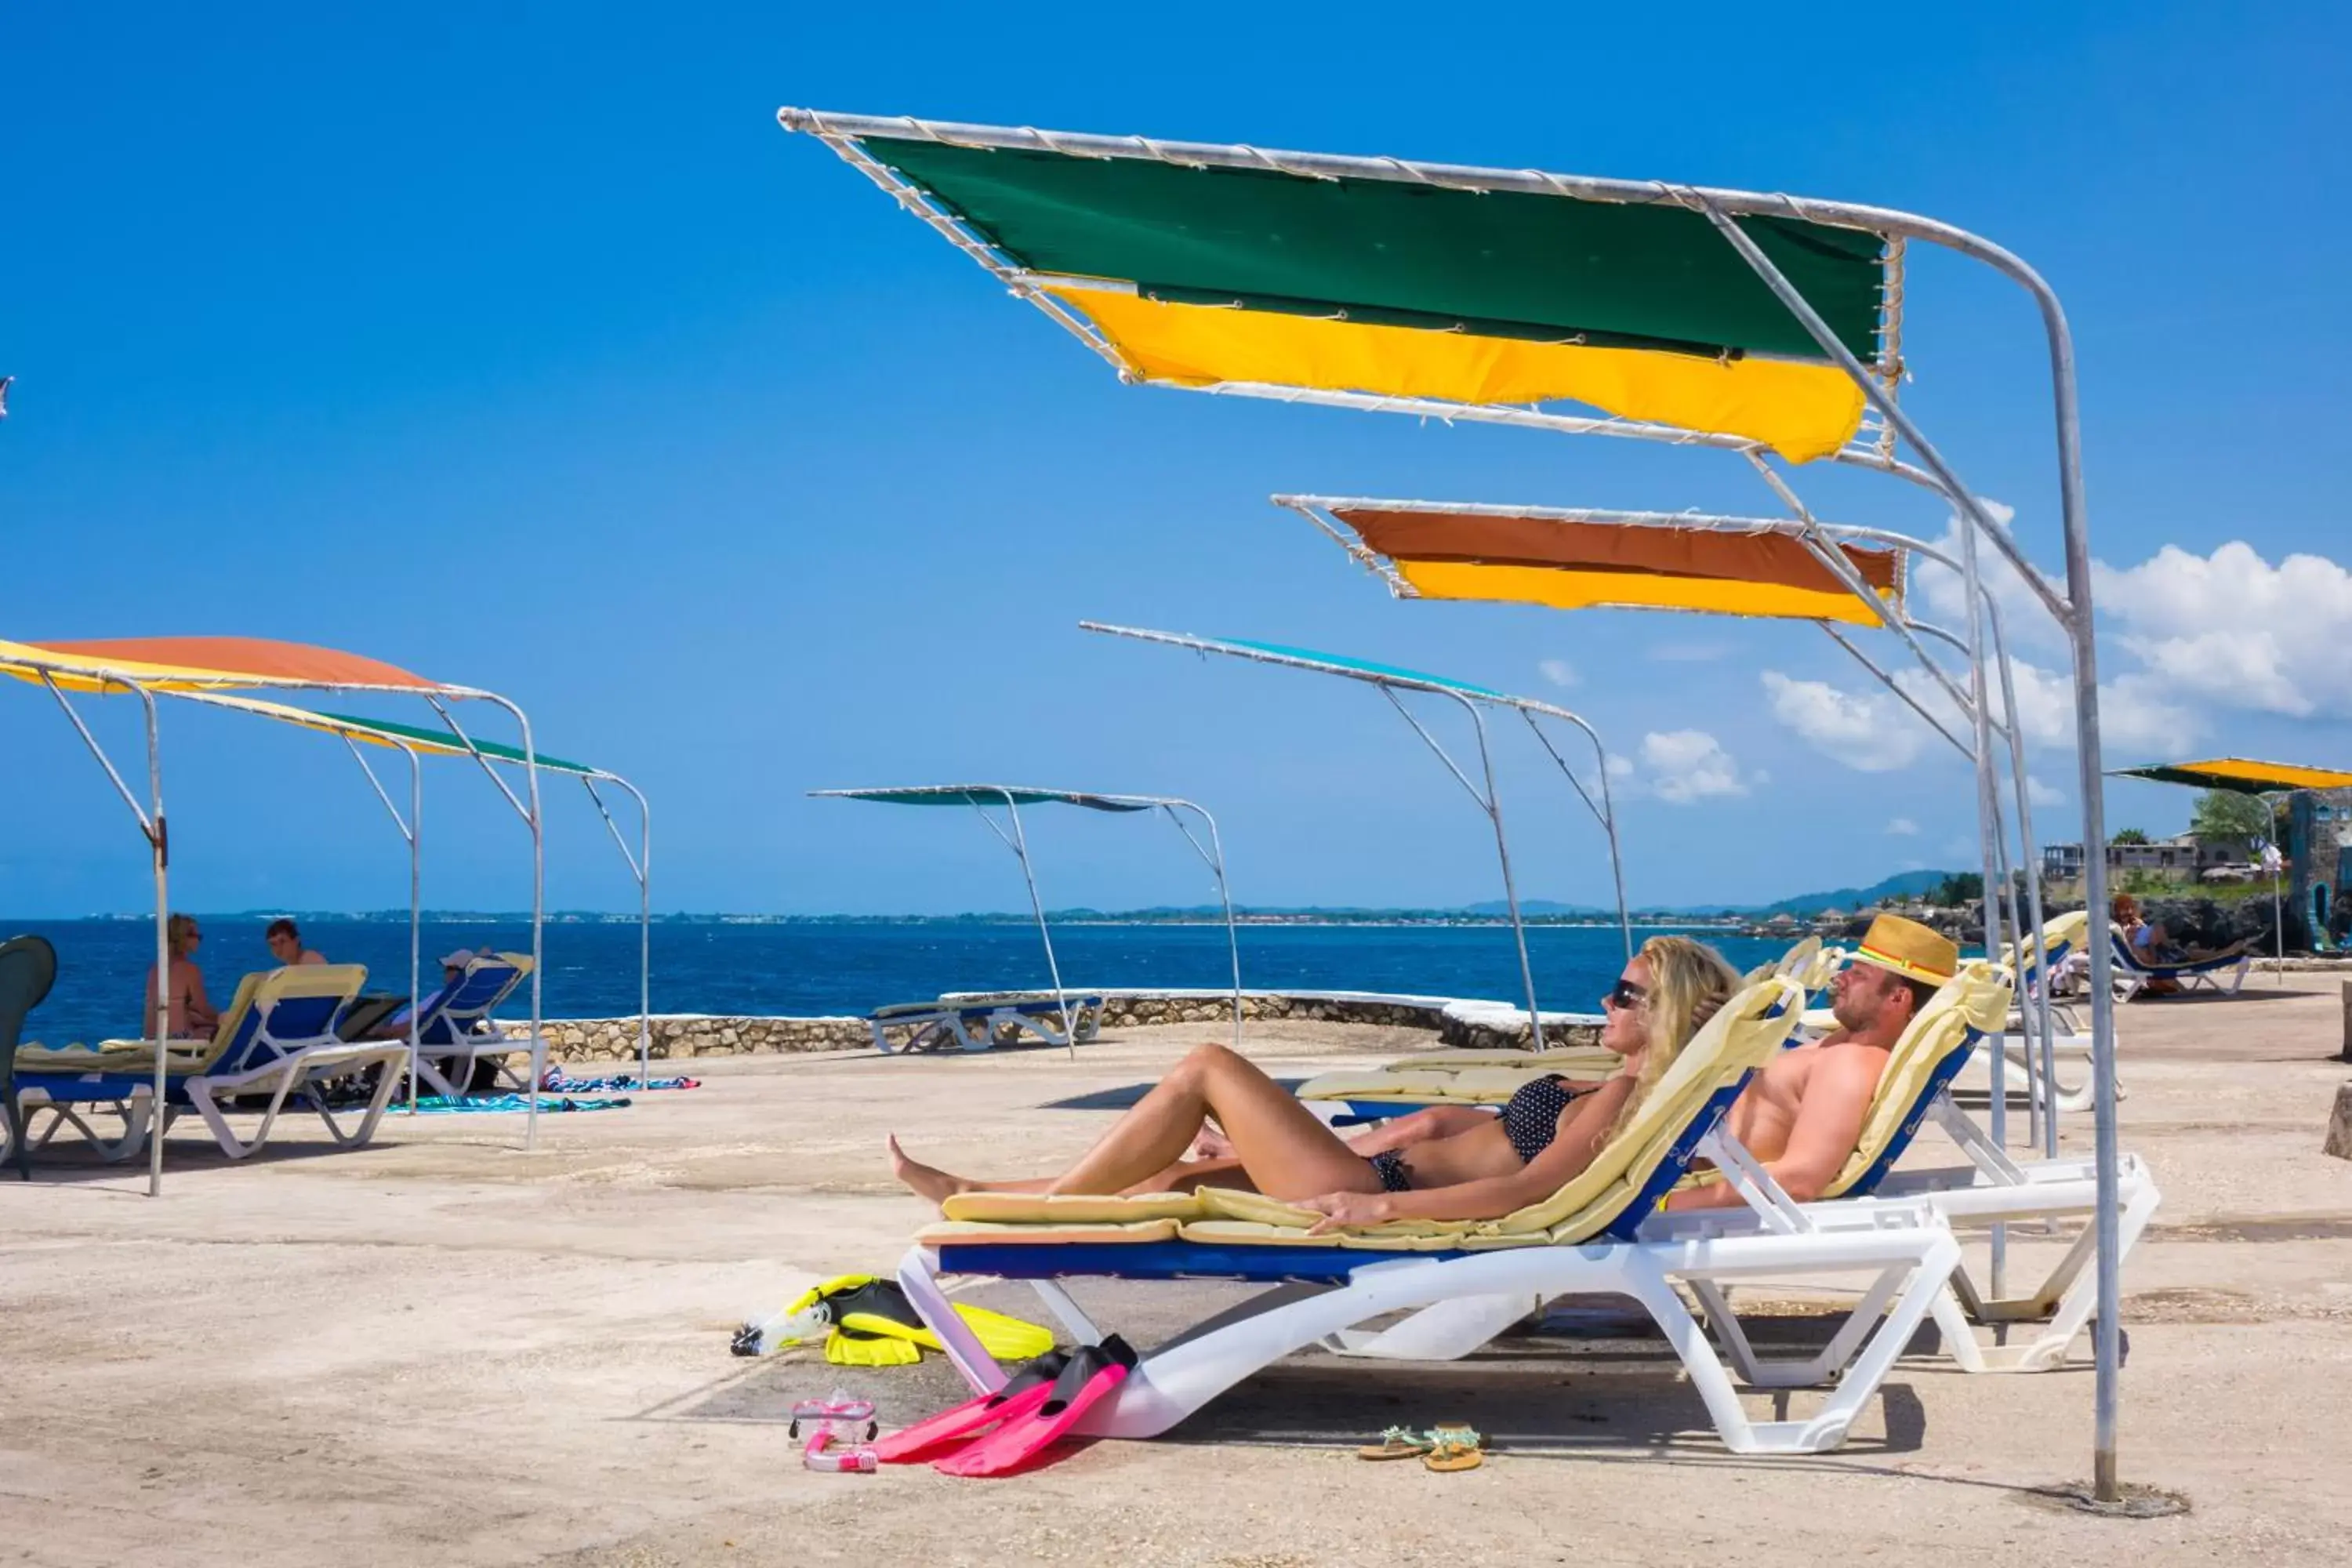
[824, 1326, 924, 1367]
[756, 1274, 1054, 1367]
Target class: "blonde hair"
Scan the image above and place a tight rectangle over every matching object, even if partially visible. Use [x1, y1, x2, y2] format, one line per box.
[1608, 934, 1742, 1141]
[167, 913, 200, 958]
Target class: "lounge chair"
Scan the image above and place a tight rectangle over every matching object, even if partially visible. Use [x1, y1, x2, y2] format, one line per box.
[2109, 927, 2252, 1001]
[9, 964, 405, 1163]
[887, 978, 1966, 1455]
[868, 992, 1104, 1054]
[1645, 961, 2162, 1375]
[405, 953, 537, 1098]
[0, 935, 61, 1178]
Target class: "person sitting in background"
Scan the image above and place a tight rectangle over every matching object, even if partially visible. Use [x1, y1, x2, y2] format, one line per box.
[2113, 894, 2249, 988]
[144, 913, 219, 1039]
[265, 917, 327, 968]
[1666, 912, 1953, 1210]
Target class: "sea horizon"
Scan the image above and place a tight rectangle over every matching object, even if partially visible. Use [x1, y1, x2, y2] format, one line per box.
[8, 915, 1795, 1047]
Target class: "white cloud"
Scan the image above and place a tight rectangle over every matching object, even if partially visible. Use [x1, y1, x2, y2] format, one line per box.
[1886, 817, 1920, 836]
[1767, 652, 2196, 774]
[1636, 729, 1752, 804]
[1760, 671, 1934, 771]
[1537, 658, 1579, 689]
[1604, 753, 1635, 779]
[2026, 775, 2066, 808]
[2096, 542, 2352, 720]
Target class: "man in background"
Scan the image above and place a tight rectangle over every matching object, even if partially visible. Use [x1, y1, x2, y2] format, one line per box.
[265, 918, 328, 968]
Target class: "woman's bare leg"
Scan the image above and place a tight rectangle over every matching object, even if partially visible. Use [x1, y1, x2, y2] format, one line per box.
[1047, 1043, 1381, 1201]
[887, 1135, 1060, 1206]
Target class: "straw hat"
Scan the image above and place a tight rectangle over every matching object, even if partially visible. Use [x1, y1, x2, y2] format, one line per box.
[1849, 913, 1958, 986]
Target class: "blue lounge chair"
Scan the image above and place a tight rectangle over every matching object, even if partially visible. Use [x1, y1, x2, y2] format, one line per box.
[2109, 927, 2252, 1000]
[403, 953, 537, 1098]
[9, 964, 405, 1163]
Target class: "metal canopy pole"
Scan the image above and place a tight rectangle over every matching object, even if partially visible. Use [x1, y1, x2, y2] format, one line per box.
[583, 775, 653, 1086]
[1515, 709, 1633, 961]
[430, 695, 546, 1149]
[38, 671, 171, 1196]
[337, 733, 424, 1115]
[1377, 685, 1546, 1046]
[1157, 800, 1244, 1046]
[969, 790, 1076, 1058]
[1689, 194, 2123, 1499]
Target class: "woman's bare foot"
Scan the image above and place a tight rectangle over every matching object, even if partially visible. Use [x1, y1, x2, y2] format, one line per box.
[887, 1134, 971, 1210]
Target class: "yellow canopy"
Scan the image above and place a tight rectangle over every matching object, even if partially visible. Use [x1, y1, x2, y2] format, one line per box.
[2110, 758, 2352, 794]
[1292, 501, 1905, 627]
[1047, 288, 1867, 464]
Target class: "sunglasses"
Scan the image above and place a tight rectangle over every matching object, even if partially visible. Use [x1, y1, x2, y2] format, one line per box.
[1602, 978, 1649, 1011]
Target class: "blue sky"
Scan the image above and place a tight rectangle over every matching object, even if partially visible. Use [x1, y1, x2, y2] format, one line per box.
[5, 3, 2348, 916]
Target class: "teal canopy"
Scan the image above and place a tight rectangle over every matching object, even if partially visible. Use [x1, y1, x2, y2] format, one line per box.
[318, 711, 600, 778]
[811, 785, 1158, 812]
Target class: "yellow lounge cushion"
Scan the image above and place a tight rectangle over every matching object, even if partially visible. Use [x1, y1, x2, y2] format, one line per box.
[940, 1191, 1207, 1225]
[918, 1217, 1181, 1246]
[1381, 1046, 1618, 1072]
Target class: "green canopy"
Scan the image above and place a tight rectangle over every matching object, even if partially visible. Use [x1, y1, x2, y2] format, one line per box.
[811, 785, 1157, 812]
[318, 711, 600, 778]
[863, 135, 1885, 362]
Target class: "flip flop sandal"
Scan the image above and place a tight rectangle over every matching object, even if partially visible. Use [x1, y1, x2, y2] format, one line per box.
[1356, 1425, 1435, 1461]
[1423, 1427, 1486, 1473]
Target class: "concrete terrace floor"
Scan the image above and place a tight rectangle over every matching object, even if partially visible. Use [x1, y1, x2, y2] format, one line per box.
[4, 982, 2351, 1566]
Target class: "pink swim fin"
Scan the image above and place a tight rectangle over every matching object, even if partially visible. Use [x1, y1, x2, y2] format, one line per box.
[933, 1337, 1136, 1478]
[871, 1350, 1069, 1463]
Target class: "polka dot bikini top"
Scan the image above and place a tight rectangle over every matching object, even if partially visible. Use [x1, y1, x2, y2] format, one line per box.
[1499, 1075, 1584, 1164]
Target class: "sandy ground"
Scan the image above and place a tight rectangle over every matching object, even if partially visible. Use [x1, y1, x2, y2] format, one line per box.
[5, 982, 2352, 1566]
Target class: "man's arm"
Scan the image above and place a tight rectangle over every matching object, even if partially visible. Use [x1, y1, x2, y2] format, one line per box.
[1666, 1047, 1883, 1211]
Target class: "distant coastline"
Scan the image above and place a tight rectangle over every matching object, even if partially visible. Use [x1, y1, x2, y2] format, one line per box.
[34, 867, 1960, 929]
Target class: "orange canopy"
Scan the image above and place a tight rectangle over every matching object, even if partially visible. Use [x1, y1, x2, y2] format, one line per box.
[3, 636, 442, 691]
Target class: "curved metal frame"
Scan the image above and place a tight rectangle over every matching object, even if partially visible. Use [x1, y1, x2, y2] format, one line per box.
[1075, 621, 1632, 1047]
[810, 784, 1244, 1051]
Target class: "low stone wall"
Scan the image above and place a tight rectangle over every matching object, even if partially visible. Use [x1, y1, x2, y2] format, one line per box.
[537, 1014, 868, 1063]
[537, 989, 1602, 1064]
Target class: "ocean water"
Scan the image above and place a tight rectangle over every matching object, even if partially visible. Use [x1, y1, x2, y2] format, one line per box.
[4, 916, 1791, 1047]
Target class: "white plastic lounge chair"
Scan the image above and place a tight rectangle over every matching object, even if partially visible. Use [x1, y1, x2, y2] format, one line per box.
[2108, 927, 2252, 1001]
[1646, 963, 2162, 1375]
[891, 978, 1966, 1456]
[9, 964, 406, 1163]
[869, 993, 1104, 1054]
[407, 953, 538, 1098]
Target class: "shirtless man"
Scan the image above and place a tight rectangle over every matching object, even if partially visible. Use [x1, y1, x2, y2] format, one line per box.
[264, 917, 328, 967]
[1665, 911, 1954, 1210]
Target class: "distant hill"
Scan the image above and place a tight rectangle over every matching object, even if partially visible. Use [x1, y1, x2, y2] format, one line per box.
[1459, 898, 1616, 917]
[1750, 869, 1956, 917]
